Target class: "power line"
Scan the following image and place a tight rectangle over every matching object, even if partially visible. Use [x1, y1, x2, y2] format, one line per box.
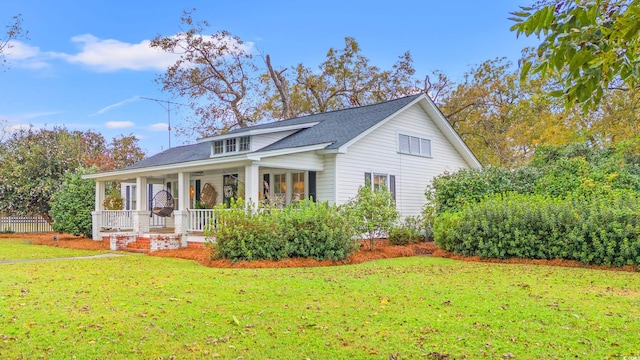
[139, 97, 186, 149]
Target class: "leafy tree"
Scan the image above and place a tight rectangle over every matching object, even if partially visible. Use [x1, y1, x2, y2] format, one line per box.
[50, 167, 97, 237]
[152, 13, 426, 137]
[437, 56, 581, 166]
[0, 127, 145, 222]
[0, 127, 86, 222]
[1, 13, 28, 68]
[263, 37, 423, 119]
[150, 11, 264, 138]
[345, 184, 398, 251]
[511, 0, 640, 110]
[108, 134, 146, 170]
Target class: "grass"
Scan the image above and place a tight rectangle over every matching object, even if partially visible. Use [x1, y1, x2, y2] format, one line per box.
[0, 238, 109, 261]
[0, 238, 639, 359]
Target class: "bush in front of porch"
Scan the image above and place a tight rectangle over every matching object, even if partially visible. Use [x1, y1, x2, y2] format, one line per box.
[207, 199, 357, 262]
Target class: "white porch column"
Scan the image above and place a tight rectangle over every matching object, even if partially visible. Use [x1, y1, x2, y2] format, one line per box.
[244, 163, 260, 209]
[173, 172, 190, 235]
[133, 176, 150, 233]
[91, 180, 105, 240]
[285, 172, 293, 205]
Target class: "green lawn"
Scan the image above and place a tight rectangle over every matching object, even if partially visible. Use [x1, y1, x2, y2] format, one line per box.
[0, 239, 638, 359]
[0, 238, 109, 261]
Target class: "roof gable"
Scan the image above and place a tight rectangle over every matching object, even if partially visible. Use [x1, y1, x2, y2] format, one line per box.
[109, 93, 479, 174]
[256, 94, 421, 152]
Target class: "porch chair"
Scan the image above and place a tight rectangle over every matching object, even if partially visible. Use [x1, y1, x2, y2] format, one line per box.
[151, 190, 175, 217]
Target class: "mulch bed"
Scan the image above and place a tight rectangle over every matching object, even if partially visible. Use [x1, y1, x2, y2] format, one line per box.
[3, 233, 637, 272]
[1, 233, 110, 250]
[151, 239, 437, 268]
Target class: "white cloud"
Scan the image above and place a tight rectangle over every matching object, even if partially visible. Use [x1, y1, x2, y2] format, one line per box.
[57, 34, 178, 72]
[4, 34, 255, 73]
[105, 121, 135, 129]
[3, 40, 52, 69]
[91, 96, 140, 116]
[148, 123, 168, 131]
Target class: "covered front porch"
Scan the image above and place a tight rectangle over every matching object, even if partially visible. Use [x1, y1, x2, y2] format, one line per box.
[88, 155, 323, 251]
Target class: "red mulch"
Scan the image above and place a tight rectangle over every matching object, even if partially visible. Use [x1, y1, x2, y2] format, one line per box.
[3, 233, 637, 272]
[151, 239, 439, 268]
[1, 233, 110, 250]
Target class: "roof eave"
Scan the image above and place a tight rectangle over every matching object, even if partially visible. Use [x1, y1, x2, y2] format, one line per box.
[196, 122, 320, 143]
[82, 153, 251, 181]
[248, 143, 333, 160]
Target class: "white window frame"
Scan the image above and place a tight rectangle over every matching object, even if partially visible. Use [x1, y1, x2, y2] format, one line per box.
[225, 138, 237, 153]
[397, 133, 432, 157]
[213, 140, 224, 154]
[373, 173, 388, 191]
[212, 136, 252, 156]
[239, 136, 251, 152]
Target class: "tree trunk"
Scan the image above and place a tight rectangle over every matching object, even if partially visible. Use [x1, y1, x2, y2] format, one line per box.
[266, 54, 293, 119]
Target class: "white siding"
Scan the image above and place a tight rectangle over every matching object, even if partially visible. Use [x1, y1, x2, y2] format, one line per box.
[316, 154, 336, 205]
[257, 152, 324, 171]
[188, 168, 244, 207]
[335, 104, 471, 217]
[251, 130, 297, 151]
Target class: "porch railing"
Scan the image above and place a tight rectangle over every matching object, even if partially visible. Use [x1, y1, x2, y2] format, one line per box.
[101, 210, 133, 230]
[149, 214, 166, 228]
[188, 209, 215, 232]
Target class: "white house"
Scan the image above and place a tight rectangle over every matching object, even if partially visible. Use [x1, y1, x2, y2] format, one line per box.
[84, 94, 481, 251]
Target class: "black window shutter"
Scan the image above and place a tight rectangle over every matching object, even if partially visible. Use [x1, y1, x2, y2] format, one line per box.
[148, 184, 153, 213]
[195, 179, 201, 201]
[365, 172, 372, 187]
[389, 175, 397, 203]
[308, 171, 317, 202]
[125, 186, 131, 210]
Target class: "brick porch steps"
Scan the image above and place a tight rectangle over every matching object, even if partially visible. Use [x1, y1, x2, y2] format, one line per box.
[123, 237, 150, 253]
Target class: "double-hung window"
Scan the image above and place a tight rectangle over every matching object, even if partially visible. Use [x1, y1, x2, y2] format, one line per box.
[398, 134, 431, 157]
[213, 140, 224, 154]
[364, 172, 396, 203]
[225, 138, 237, 153]
[239, 136, 251, 152]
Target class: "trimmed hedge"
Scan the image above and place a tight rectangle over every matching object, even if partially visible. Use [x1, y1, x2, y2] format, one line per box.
[428, 142, 640, 215]
[209, 200, 357, 262]
[434, 192, 640, 268]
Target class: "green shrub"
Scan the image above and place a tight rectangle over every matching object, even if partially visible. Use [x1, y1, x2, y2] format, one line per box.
[427, 166, 541, 214]
[207, 199, 356, 262]
[50, 167, 97, 237]
[428, 142, 640, 216]
[433, 191, 640, 268]
[278, 200, 356, 261]
[389, 216, 425, 245]
[344, 185, 398, 250]
[208, 199, 283, 262]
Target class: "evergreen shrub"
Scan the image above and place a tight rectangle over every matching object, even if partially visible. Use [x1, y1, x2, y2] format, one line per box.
[208, 199, 356, 262]
[434, 191, 640, 267]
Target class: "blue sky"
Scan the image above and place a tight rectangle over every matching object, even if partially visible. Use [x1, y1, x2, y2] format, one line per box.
[2, 0, 538, 156]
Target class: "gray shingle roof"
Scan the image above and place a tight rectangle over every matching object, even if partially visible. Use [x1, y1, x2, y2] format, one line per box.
[257, 94, 420, 152]
[124, 94, 422, 170]
[125, 142, 211, 170]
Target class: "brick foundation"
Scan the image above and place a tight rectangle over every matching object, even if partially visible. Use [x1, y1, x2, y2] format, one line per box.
[102, 233, 185, 253]
[149, 234, 182, 252]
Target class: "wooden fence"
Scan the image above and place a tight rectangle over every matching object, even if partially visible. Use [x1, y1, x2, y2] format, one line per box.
[0, 216, 54, 233]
